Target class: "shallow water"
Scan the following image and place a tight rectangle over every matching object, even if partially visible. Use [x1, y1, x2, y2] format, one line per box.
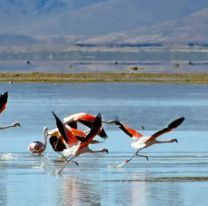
[0, 83, 208, 206]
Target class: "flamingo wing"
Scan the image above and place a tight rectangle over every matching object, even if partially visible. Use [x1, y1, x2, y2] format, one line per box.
[70, 127, 86, 138]
[67, 121, 77, 129]
[49, 136, 67, 152]
[120, 125, 143, 139]
[0, 92, 8, 114]
[76, 113, 108, 139]
[79, 113, 102, 149]
[64, 112, 108, 139]
[147, 117, 185, 141]
[114, 117, 143, 139]
[53, 112, 71, 144]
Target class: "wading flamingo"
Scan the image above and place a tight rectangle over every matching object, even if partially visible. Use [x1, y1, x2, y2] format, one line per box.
[53, 112, 108, 174]
[113, 116, 185, 164]
[28, 127, 48, 155]
[64, 112, 108, 139]
[0, 92, 20, 130]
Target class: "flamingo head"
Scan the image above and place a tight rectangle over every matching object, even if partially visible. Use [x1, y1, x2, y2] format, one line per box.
[171, 138, 178, 143]
[12, 122, 21, 127]
[101, 148, 108, 154]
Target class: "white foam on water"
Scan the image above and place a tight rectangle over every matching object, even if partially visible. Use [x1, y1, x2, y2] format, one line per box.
[0, 153, 17, 160]
[40, 157, 58, 175]
[109, 160, 127, 168]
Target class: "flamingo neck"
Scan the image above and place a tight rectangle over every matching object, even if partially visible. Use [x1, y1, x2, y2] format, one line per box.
[88, 148, 107, 153]
[0, 124, 14, 130]
[43, 135, 48, 150]
[78, 147, 107, 155]
[155, 139, 175, 144]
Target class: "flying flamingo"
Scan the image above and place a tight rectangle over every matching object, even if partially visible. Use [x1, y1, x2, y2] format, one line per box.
[46, 124, 100, 153]
[112, 116, 185, 165]
[0, 92, 20, 130]
[63, 112, 108, 139]
[28, 127, 48, 155]
[53, 112, 108, 174]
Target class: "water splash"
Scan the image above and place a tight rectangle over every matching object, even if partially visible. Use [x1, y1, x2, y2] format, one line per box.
[0, 153, 17, 160]
[109, 160, 127, 168]
[40, 157, 58, 175]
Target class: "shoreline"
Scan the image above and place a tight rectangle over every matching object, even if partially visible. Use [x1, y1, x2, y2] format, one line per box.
[1, 72, 208, 84]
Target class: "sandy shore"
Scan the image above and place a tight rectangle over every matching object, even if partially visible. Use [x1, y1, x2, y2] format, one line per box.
[0, 72, 208, 84]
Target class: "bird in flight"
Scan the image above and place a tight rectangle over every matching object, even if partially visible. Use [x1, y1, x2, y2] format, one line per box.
[63, 112, 108, 139]
[112, 116, 185, 165]
[46, 121, 101, 154]
[53, 112, 108, 174]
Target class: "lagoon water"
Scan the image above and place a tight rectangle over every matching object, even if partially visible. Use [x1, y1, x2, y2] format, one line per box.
[0, 83, 208, 206]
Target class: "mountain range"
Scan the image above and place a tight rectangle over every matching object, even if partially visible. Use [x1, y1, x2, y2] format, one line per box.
[0, 0, 208, 46]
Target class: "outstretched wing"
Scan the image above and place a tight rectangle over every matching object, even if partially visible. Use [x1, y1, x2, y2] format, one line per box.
[53, 112, 85, 146]
[79, 113, 102, 149]
[120, 124, 143, 139]
[52, 112, 72, 144]
[64, 112, 108, 139]
[147, 117, 185, 141]
[0, 92, 8, 114]
[113, 117, 143, 139]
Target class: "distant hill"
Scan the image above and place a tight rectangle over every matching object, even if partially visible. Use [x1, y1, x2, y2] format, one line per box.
[79, 8, 208, 46]
[0, 0, 208, 46]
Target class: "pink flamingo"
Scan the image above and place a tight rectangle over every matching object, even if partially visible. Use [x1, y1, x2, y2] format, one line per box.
[112, 116, 185, 164]
[28, 127, 48, 155]
[53, 112, 108, 174]
[46, 122, 100, 153]
[64, 112, 108, 139]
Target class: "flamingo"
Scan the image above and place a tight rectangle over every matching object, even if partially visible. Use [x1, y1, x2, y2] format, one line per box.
[47, 124, 100, 153]
[53, 112, 108, 174]
[63, 112, 108, 139]
[28, 127, 48, 155]
[0, 92, 20, 130]
[47, 112, 108, 154]
[112, 116, 185, 164]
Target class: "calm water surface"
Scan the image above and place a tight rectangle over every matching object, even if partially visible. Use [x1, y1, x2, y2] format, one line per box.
[0, 83, 208, 206]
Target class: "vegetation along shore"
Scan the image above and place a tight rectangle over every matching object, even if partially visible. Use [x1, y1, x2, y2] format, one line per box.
[1, 72, 208, 84]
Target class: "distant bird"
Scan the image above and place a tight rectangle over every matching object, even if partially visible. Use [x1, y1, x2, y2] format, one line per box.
[141, 125, 145, 130]
[28, 127, 48, 155]
[27, 60, 30, 65]
[63, 112, 108, 139]
[0, 92, 20, 130]
[113, 117, 185, 164]
[53, 112, 108, 174]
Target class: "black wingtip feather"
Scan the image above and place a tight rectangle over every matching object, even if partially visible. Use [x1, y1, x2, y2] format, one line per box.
[0, 91, 8, 104]
[168, 117, 185, 129]
[52, 112, 68, 143]
[99, 129, 108, 139]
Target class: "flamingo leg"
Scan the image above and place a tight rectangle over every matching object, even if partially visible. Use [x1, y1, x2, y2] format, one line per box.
[57, 157, 78, 175]
[70, 160, 79, 166]
[135, 152, 149, 160]
[126, 150, 148, 163]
